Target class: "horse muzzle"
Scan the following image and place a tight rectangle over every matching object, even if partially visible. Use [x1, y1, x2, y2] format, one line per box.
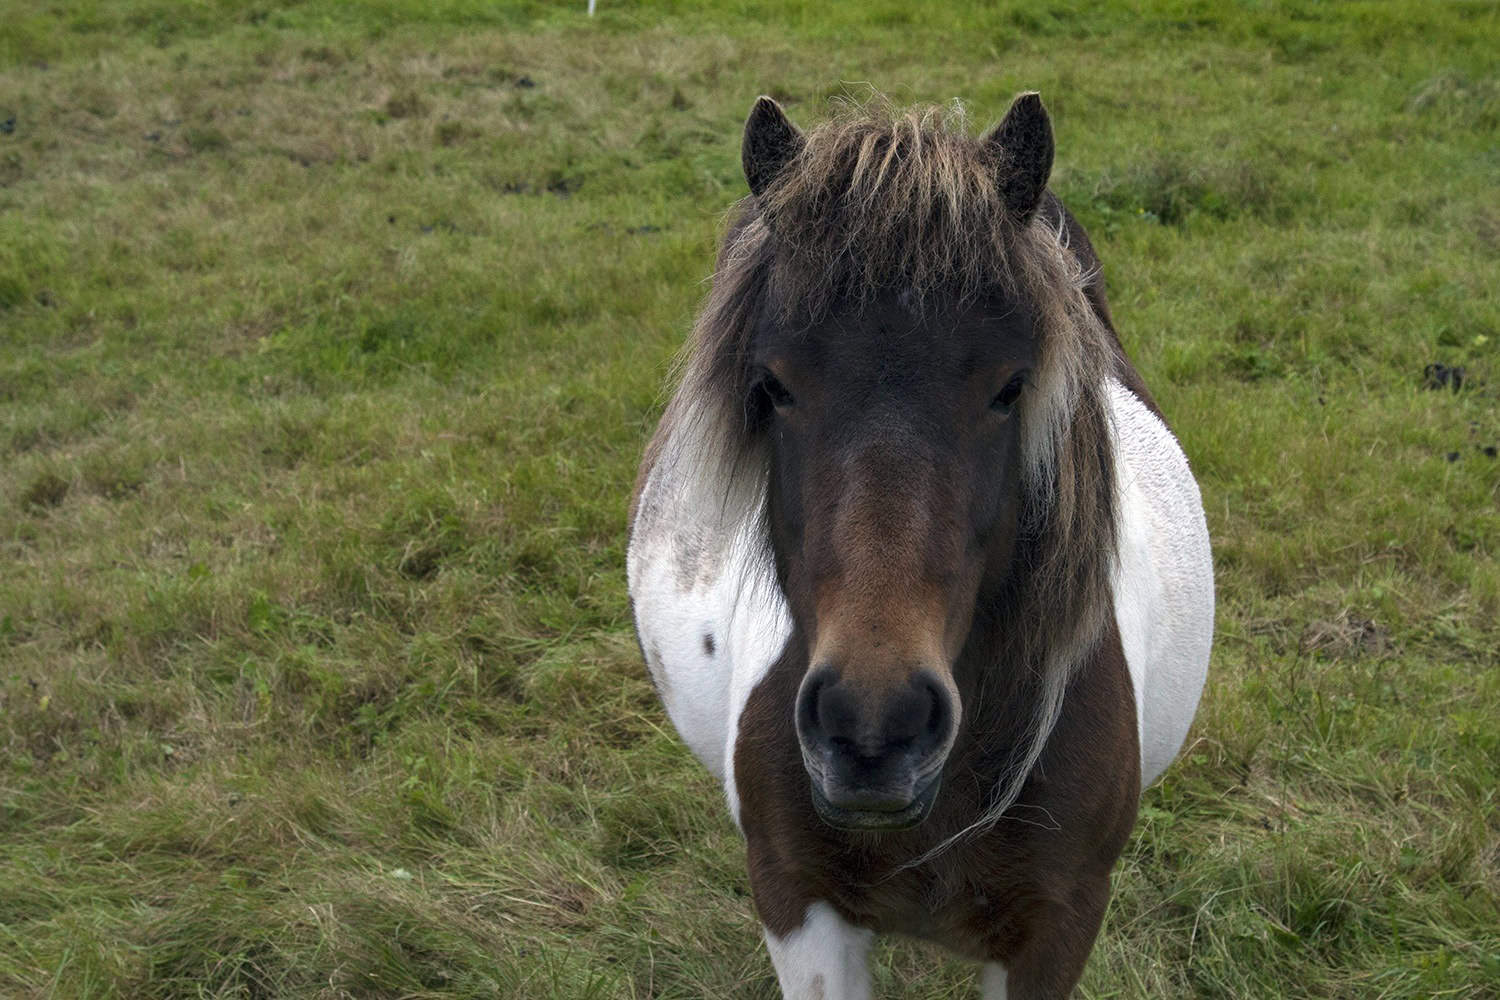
[795, 666, 957, 831]
[807, 765, 943, 831]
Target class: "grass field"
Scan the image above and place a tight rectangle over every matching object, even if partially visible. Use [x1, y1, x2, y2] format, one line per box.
[2, 1, 1498, 996]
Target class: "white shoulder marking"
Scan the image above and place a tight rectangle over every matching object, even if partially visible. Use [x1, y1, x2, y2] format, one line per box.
[764, 902, 874, 1000]
[627, 412, 792, 810]
[1106, 379, 1214, 787]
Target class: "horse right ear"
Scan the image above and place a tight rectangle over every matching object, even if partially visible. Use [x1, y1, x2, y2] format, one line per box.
[742, 96, 804, 197]
[985, 92, 1054, 222]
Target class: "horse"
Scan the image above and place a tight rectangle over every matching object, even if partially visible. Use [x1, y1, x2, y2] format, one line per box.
[627, 92, 1213, 999]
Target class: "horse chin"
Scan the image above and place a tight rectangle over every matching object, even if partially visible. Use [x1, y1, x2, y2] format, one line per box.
[809, 776, 941, 832]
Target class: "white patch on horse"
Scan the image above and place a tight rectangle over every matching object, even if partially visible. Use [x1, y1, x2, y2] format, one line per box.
[628, 409, 790, 794]
[765, 902, 874, 1000]
[981, 963, 1008, 1000]
[1105, 378, 1214, 786]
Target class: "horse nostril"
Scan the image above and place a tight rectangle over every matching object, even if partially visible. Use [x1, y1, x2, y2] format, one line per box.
[900, 671, 954, 754]
[796, 667, 834, 742]
[923, 676, 950, 740]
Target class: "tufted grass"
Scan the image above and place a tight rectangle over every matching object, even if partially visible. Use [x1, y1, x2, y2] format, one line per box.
[2, 1, 1497, 996]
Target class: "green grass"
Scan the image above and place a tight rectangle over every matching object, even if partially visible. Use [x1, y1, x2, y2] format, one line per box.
[2, 1, 1497, 996]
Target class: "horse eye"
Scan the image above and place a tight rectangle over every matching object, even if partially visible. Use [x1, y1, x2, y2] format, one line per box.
[990, 374, 1026, 414]
[757, 371, 795, 410]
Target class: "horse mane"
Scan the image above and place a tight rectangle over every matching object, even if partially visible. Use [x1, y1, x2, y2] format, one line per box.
[659, 98, 1121, 851]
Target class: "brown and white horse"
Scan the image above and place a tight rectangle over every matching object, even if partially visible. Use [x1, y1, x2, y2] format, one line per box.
[627, 93, 1213, 999]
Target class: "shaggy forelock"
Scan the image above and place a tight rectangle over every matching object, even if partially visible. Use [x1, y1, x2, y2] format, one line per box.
[759, 100, 1028, 321]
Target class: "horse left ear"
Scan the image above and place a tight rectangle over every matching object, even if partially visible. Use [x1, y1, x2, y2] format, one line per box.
[743, 96, 804, 197]
[985, 92, 1054, 222]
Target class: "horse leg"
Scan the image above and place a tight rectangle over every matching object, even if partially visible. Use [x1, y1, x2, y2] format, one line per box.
[981, 963, 1009, 999]
[763, 901, 874, 1000]
[992, 873, 1111, 999]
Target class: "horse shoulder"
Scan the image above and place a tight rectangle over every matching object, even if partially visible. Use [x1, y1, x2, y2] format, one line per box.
[1105, 377, 1215, 787]
[627, 401, 791, 788]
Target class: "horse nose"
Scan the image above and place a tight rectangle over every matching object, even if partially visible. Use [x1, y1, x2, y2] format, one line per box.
[795, 666, 955, 820]
[797, 667, 953, 754]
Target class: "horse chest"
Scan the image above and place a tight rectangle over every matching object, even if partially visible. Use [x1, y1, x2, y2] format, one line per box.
[830, 849, 1061, 962]
[742, 785, 1097, 965]
[732, 619, 1140, 968]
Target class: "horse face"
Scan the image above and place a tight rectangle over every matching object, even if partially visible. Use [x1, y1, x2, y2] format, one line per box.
[751, 292, 1039, 830]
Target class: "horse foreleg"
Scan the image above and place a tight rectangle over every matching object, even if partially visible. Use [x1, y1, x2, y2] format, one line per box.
[992, 873, 1110, 999]
[981, 962, 1009, 999]
[764, 901, 874, 1000]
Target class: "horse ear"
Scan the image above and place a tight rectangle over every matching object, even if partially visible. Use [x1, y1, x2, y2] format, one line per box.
[985, 92, 1054, 221]
[742, 96, 804, 197]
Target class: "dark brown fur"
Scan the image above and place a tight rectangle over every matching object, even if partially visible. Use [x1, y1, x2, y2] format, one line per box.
[736, 619, 1139, 991]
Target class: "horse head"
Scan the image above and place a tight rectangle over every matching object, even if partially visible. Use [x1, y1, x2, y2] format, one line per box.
[738, 94, 1085, 832]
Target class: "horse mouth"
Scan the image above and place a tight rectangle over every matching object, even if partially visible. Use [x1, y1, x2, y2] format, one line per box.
[809, 774, 941, 832]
